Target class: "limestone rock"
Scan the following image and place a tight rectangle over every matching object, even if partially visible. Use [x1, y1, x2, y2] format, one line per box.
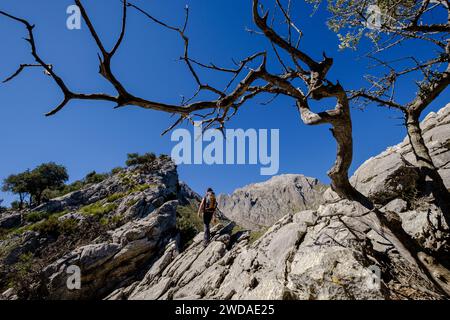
[0, 212, 22, 229]
[351, 103, 450, 202]
[42, 201, 178, 299]
[111, 205, 388, 300]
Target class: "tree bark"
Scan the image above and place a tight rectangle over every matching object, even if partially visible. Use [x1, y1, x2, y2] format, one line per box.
[19, 193, 24, 209]
[405, 111, 450, 227]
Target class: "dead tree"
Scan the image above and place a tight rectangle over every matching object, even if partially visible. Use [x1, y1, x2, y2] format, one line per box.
[314, 0, 450, 224]
[1, 0, 449, 295]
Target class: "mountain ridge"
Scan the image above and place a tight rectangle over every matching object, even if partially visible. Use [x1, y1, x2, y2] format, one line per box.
[0, 104, 449, 300]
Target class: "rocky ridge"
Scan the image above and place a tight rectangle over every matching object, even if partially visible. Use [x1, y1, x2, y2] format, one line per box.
[217, 174, 327, 230]
[0, 105, 449, 300]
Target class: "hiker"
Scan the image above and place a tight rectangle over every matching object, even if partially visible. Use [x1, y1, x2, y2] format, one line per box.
[198, 187, 218, 247]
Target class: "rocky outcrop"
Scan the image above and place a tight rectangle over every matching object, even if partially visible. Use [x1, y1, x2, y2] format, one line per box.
[351, 103, 450, 203]
[43, 201, 178, 299]
[109, 199, 443, 300]
[35, 159, 180, 219]
[1, 105, 450, 301]
[0, 157, 200, 300]
[0, 212, 22, 229]
[105, 106, 450, 301]
[217, 175, 327, 230]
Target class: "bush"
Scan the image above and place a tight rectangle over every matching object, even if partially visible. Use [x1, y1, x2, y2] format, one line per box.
[125, 152, 157, 167]
[249, 229, 266, 244]
[111, 167, 123, 175]
[42, 180, 86, 200]
[176, 203, 203, 249]
[100, 214, 123, 227]
[85, 171, 109, 184]
[25, 211, 49, 223]
[80, 202, 118, 217]
[23, 215, 77, 236]
[231, 225, 266, 244]
[10, 201, 24, 210]
[159, 154, 171, 161]
[9, 252, 37, 296]
[130, 184, 151, 194]
[31, 216, 61, 235]
[107, 193, 125, 203]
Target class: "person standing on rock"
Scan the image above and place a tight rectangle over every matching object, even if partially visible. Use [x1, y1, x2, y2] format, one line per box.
[198, 188, 218, 247]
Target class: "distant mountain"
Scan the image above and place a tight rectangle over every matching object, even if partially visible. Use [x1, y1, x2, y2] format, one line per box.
[218, 174, 327, 230]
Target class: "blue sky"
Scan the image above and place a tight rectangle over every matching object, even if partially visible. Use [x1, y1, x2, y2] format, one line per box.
[0, 0, 448, 205]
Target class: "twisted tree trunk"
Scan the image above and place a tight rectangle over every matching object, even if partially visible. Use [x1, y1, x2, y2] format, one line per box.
[298, 97, 449, 297]
[405, 111, 450, 227]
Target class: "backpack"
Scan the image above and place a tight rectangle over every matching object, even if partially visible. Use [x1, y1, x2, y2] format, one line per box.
[204, 192, 217, 212]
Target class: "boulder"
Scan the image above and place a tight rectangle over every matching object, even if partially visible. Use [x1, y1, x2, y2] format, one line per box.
[351, 103, 450, 201]
[0, 212, 22, 229]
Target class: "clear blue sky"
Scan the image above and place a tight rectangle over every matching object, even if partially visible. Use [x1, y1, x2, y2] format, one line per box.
[0, 0, 448, 205]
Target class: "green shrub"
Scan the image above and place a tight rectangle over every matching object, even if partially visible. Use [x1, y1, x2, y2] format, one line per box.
[159, 154, 171, 161]
[111, 167, 123, 175]
[107, 193, 125, 203]
[31, 216, 61, 235]
[130, 184, 151, 194]
[25, 211, 49, 223]
[99, 217, 109, 226]
[58, 218, 78, 234]
[231, 225, 266, 244]
[85, 171, 109, 184]
[23, 209, 68, 225]
[18, 214, 78, 236]
[10, 201, 24, 210]
[120, 176, 134, 186]
[126, 152, 157, 167]
[44, 180, 85, 199]
[80, 202, 118, 217]
[176, 203, 203, 249]
[11, 225, 33, 236]
[10, 252, 34, 285]
[100, 214, 123, 227]
[249, 229, 266, 244]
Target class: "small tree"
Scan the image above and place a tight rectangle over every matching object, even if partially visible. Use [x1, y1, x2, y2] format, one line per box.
[27, 163, 69, 205]
[85, 171, 108, 184]
[2, 163, 68, 207]
[2, 171, 31, 209]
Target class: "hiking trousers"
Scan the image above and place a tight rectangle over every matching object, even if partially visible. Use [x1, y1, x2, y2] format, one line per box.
[203, 210, 214, 244]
